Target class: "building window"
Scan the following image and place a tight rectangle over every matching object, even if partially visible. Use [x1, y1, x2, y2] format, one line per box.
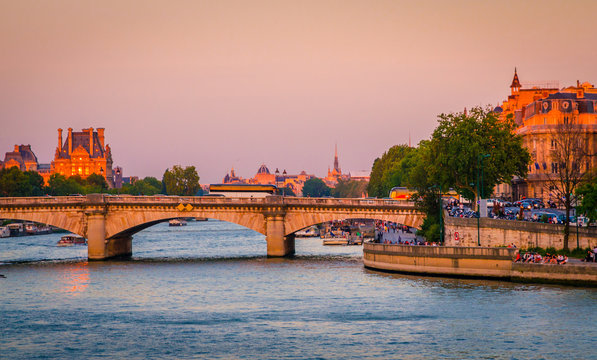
[551, 163, 558, 174]
[78, 167, 83, 175]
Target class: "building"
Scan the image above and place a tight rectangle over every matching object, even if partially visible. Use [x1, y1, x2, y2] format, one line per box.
[496, 69, 597, 201]
[2, 145, 41, 172]
[50, 127, 116, 187]
[324, 144, 349, 187]
[222, 167, 244, 184]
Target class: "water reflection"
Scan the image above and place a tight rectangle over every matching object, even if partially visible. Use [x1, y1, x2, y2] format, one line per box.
[61, 262, 89, 295]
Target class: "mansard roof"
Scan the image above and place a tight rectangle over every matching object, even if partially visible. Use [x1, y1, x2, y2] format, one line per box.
[58, 131, 104, 159]
[3, 145, 38, 165]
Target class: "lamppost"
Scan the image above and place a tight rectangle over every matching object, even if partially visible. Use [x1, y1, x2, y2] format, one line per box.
[275, 168, 280, 195]
[430, 184, 443, 244]
[282, 169, 287, 196]
[476, 154, 490, 246]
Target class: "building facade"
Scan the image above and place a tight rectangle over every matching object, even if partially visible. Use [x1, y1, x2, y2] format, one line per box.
[497, 69, 597, 201]
[50, 128, 115, 187]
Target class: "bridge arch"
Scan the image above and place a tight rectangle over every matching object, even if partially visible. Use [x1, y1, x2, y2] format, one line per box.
[105, 208, 267, 239]
[0, 209, 85, 236]
[284, 210, 424, 236]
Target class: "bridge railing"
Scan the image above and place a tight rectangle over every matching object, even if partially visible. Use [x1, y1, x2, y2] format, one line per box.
[0, 196, 88, 205]
[0, 195, 417, 208]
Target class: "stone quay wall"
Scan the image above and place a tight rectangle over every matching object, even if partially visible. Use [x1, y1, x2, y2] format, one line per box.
[363, 242, 597, 286]
[444, 216, 597, 250]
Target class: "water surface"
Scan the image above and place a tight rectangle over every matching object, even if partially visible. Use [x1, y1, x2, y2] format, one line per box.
[1, 220, 595, 359]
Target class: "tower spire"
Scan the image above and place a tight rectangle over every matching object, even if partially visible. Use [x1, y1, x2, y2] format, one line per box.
[510, 67, 521, 93]
[333, 143, 340, 173]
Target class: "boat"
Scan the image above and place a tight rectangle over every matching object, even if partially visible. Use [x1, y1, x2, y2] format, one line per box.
[169, 219, 187, 226]
[0, 226, 10, 238]
[295, 226, 320, 237]
[57, 234, 87, 246]
[322, 236, 363, 246]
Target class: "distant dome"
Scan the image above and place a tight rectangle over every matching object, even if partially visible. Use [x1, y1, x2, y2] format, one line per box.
[493, 106, 503, 113]
[300, 170, 307, 175]
[256, 164, 270, 174]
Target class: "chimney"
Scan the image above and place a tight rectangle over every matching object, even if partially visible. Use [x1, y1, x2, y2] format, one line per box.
[57, 128, 63, 151]
[89, 127, 94, 156]
[97, 128, 105, 148]
[68, 128, 73, 155]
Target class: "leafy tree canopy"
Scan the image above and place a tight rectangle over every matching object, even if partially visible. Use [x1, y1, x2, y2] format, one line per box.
[576, 181, 597, 222]
[367, 145, 417, 198]
[162, 165, 201, 196]
[332, 179, 368, 198]
[302, 178, 331, 197]
[427, 107, 530, 202]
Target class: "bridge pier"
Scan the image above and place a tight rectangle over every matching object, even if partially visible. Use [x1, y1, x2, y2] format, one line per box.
[87, 212, 132, 260]
[266, 214, 295, 257]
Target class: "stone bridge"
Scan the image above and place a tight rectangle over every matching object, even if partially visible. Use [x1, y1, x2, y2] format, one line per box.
[0, 194, 424, 260]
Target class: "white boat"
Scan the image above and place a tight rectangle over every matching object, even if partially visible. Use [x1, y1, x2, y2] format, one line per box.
[169, 219, 187, 226]
[57, 234, 87, 246]
[0, 226, 10, 238]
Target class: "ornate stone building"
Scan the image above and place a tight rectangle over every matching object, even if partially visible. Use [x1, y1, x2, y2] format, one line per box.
[50, 127, 115, 187]
[2, 145, 40, 172]
[496, 69, 597, 201]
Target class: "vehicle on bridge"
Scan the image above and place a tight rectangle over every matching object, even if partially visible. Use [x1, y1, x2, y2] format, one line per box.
[389, 187, 416, 201]
[208, 184, 278, 198]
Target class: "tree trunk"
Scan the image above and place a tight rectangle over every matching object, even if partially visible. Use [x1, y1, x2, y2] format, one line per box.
[564, 199, 570, 251]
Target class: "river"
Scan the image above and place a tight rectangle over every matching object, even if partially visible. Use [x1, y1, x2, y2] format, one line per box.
[1, 220, 595, 359]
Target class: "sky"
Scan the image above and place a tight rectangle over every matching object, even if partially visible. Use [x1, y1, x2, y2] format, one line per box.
[1, 0, 597, 183]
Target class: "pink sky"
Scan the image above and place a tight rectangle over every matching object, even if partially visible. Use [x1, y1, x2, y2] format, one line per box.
[2, 0, 597, 183]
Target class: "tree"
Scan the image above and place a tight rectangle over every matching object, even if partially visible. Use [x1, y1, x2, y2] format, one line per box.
[547, 119, 594, 249]
[576, 180, 597, 222]
[332, 178, 368, 198]
[302, 178, 331, 197]
[24, 171, 46, 196]
[367, 145, 416, 198]
[276, 185, 296, 196]
[428, 107, 530, 207]
[47, 173, 84, 195]
[162, 165, 201, 196]
[86, 173, 109, 193]
[0, 167, 32, 196]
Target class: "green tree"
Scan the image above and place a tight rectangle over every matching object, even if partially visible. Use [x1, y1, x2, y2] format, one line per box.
[0, 167, 32, 196]
[86, 173, 109, 193]
[332, 178, 368, 198]
[427, 107, 530, 206]
[276, 185, 296, 196]
[367, 145, 417, 198]
[302, 178, 331, 197]
[47, 173, 84, 195]
[162, 165, 201, 196]
[576, 181, 597, 222]
[24, 171, 46, 196]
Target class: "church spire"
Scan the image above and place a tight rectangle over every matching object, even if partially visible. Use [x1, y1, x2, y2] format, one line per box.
[510, 67, 521, 93]
[333, 144, 340, 173]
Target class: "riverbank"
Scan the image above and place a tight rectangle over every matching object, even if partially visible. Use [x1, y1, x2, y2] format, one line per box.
[363, 242, 597, 287]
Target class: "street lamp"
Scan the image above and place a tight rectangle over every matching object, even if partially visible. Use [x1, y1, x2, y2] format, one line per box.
[282, 169, 287, 196]
[476, 154, 491, 246]
[430, 184, 443, 244]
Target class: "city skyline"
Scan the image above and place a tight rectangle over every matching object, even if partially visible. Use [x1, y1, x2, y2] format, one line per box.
[2, 0, 597, 183]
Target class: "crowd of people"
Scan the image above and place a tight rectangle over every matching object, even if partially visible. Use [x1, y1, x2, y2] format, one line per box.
[515, 252, 568, 265]
[583, 247, 597, 262]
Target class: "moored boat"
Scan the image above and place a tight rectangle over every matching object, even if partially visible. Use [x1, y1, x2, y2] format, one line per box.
[0, 226, 10, 238]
